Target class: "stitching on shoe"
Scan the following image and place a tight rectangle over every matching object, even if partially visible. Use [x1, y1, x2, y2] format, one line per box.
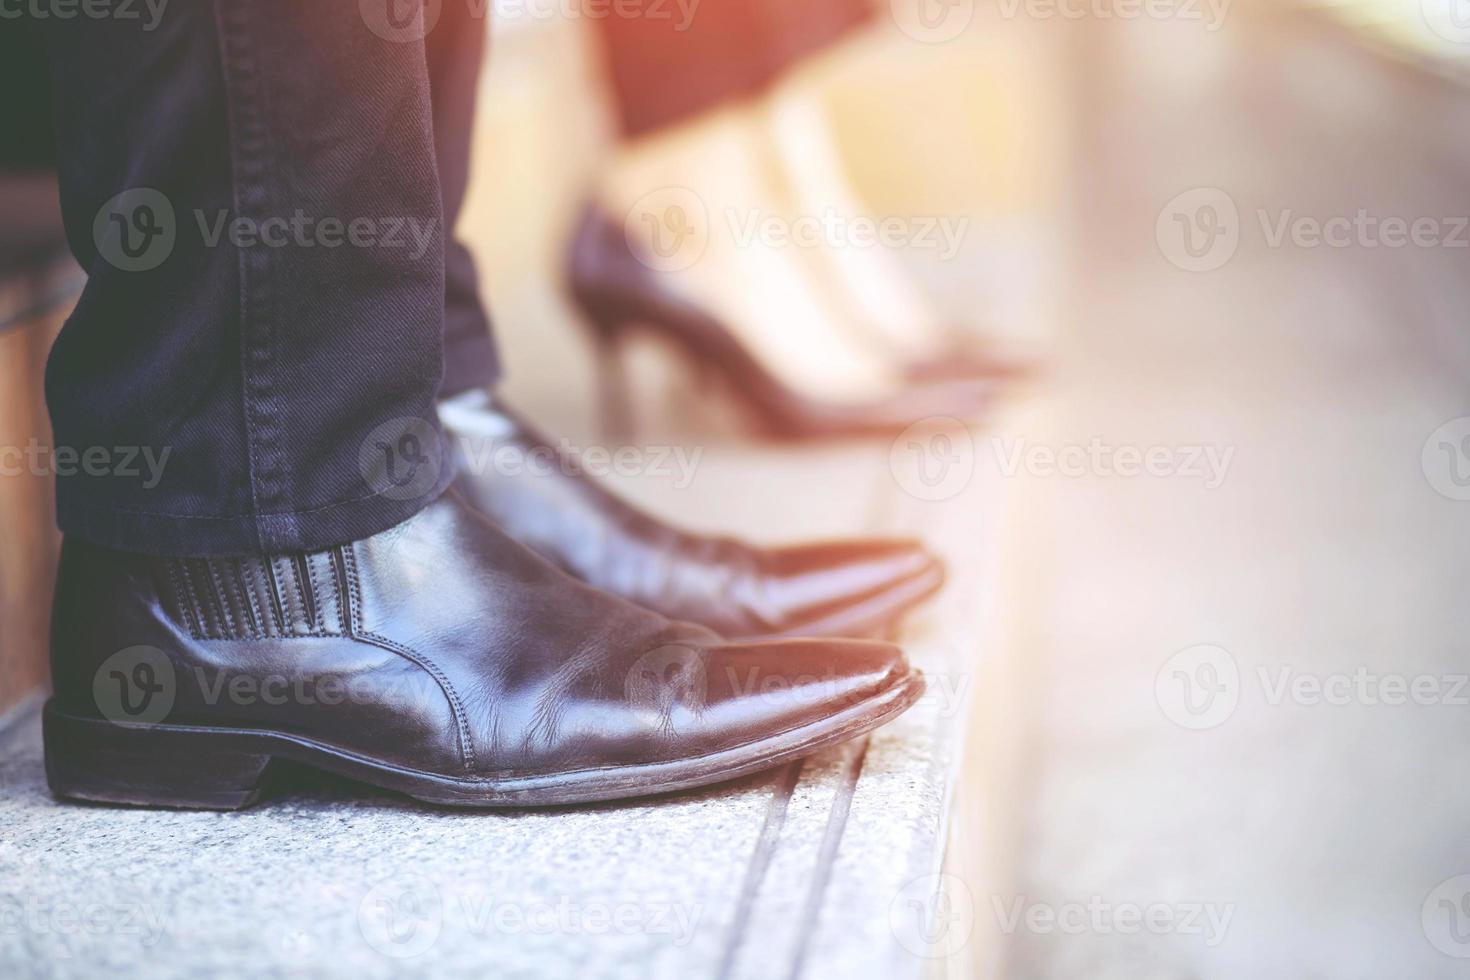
[280, 556, 307, 633]
[213, 559, 243, 638]
[261, 557, 287, 634]
[182, 560, 214, 639]
[197, 559, 232, 639]
[302, 554, 322, 632]
[237, 558, 264, 639]
[342, 546, 362, 638]
[177, 559, 200, 637]
[330, 547, 352, 635]
[342, 546, 475, 774]
[166, 560, 202, 640]
[159, 546, 475, 772]
[356, 630, 476, 775]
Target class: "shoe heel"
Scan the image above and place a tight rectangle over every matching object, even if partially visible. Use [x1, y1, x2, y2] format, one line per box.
[593, 325, 637, 444]
[43, 702, 272, 811]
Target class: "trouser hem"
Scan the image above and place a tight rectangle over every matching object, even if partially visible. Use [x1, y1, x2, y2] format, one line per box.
[55, 461, 455, 557]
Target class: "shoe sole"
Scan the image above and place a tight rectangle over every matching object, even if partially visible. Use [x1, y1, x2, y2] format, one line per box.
[43, 670, 925, 811]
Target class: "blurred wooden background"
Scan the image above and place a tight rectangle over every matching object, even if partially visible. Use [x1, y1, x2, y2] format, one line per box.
[0, 268, 68, 718]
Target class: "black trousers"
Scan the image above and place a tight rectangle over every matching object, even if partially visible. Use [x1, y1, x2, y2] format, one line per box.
[27, 0, 869, 557]
[34, 0, 497, 557]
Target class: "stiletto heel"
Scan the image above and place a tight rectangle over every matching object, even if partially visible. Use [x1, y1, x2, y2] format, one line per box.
[44, 701, 273, 811]
[592, 325, 636, 443]
[668, 344, 750, 441]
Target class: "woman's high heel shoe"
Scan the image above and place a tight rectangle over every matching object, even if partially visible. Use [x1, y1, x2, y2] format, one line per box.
[566, 203, 1009, 441]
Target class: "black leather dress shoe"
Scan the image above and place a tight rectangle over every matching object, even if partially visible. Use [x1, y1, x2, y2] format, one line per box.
[439, 391, 946, 640]
[44, 491, 923, 811]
